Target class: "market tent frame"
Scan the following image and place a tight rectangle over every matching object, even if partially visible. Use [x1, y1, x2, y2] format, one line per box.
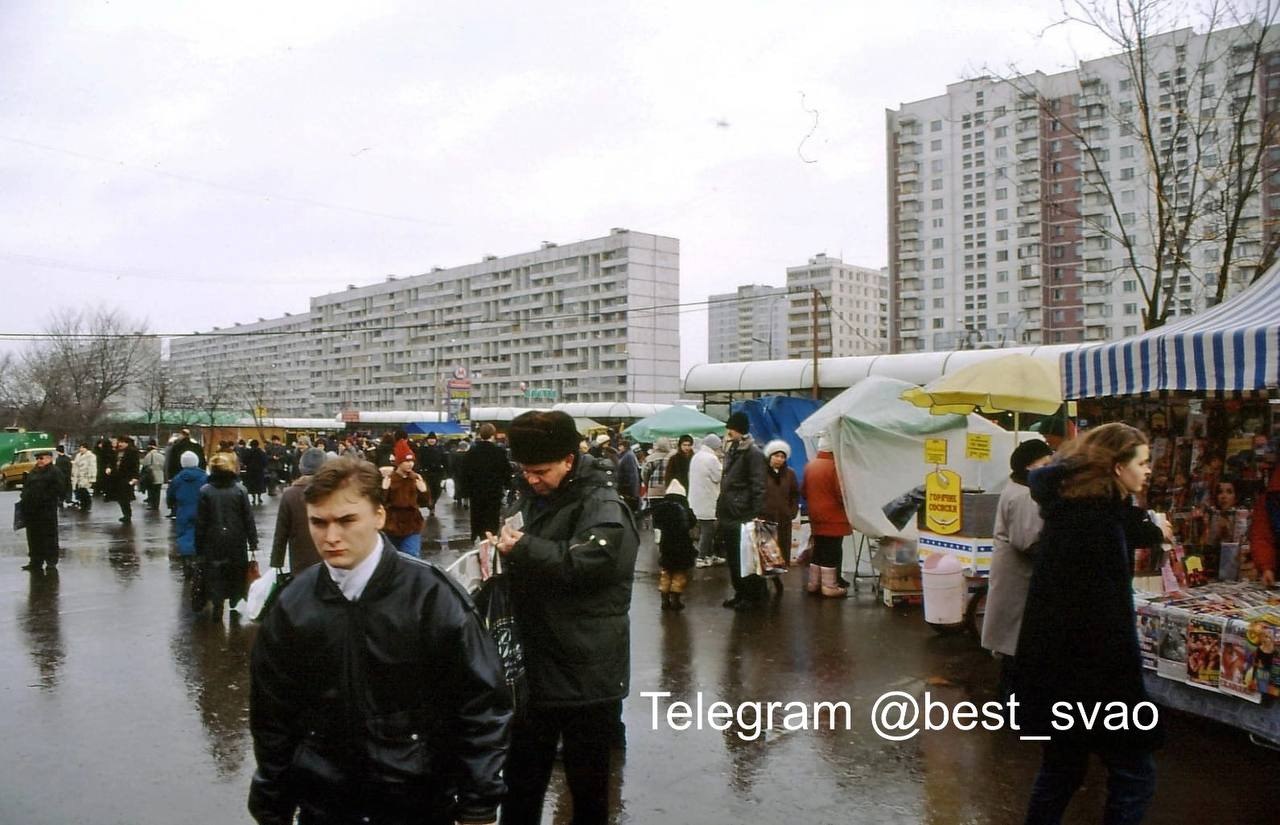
[1062, 262, 1280, 398]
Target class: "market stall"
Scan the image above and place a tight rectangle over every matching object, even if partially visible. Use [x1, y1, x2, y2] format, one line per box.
[1062, 264, 1280, 743]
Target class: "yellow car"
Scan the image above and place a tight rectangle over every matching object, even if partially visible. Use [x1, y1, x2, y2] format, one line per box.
[1, 448, 54, 489]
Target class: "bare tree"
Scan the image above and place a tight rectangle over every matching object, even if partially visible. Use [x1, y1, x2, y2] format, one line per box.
[20, 309, 150, 435]
[194, 361, 236, 431]
[236, 367, 277, 443]
[135, 347, 193, 442]
[996, 0, 1279, 329]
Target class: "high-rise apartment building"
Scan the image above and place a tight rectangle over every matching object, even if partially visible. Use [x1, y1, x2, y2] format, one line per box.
[706, 284, 789, 362]
[886, 25, 1279, 353]
[785, 254, 889, 357]
[167, 229, 681, 415]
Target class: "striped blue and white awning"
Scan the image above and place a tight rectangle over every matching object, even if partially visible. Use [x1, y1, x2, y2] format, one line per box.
[1063, 263, 1280, 399]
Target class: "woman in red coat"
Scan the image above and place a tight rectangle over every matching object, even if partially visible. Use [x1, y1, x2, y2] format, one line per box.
[800, 434, 850, 598]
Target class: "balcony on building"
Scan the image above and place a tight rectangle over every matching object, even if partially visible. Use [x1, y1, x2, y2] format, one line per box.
[1017, 160, 1040, 181]
[898, 160, 920, 182]
[1016, 138, 1039, 159]
[900, 276, 924, 293]
[899, 219, 921, 239]
[1018, 183, 1041, 203]
[1018, 264, 1040, 283]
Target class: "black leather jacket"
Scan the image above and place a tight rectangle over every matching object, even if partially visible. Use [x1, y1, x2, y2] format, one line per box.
[508, 454, 639, 707]
[715, 436, 767, 523]
[248, 540, 511, 825]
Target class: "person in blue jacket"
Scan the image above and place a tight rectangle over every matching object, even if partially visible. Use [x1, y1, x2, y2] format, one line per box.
[167, 450, 208, 576]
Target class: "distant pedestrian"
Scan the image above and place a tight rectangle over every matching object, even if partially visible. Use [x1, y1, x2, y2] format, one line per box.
[269, 447, 326, 575]
[761, 439, 799, 596]
[416, 432, 449, 515]
[265, 435, 287, 494]
[54, 445, 73, 506]
[19, 449, 62, 572]
[380, 442, 427, 557]
[716, 413, 768, 610]
[244, 439, 268, 505]
[458, 423, 511, 541]
[800, 433, 850, 598]
[70, 443, 96, 511]
[195, 452, 257, 620]
[689, 434, 723, 567]
[651, 479, 696, 610]
[105, 436, 141, 523]
[167, 451, 208, 576]
[615, 437, 641, 513]
[93, 437, 112, 498]
[641, 436, 674, 514]
[141, 440, 166, 510]
[665, 434, 695, 492]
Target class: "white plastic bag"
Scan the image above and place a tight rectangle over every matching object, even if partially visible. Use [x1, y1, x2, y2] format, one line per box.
[243, 567, 277, 620]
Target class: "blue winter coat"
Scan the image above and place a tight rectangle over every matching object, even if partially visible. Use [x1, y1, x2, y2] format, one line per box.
[168, 466, 208, 556]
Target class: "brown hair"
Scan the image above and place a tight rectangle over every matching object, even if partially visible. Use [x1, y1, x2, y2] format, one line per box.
[304, 456, 383, 508]
[1057, 422, 1148, 501]
[477, 422, 497, 440]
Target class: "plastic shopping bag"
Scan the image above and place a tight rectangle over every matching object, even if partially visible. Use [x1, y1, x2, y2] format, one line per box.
[755, 521, 788, 574]
[791, 519, 811, 564]
[474, 573, 528, 718]
[243, 567, 276, 619]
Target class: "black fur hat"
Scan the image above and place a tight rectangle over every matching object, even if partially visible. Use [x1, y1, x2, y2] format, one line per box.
[508, 411, 581, 464]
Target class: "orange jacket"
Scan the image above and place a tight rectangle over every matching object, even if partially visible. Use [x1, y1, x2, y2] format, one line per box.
[801, 451, 852, 537]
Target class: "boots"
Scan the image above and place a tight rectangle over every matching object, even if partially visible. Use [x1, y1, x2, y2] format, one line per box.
[820, 566, 848, 598]
[661, 592, 673, 611]
[669, 591, 685, 611]
[806, 564, 822, 595]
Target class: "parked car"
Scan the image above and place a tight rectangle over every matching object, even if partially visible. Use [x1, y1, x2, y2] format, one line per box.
[1, 447, 51, 489]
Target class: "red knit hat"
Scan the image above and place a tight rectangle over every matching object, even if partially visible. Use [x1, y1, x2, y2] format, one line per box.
[394, 441, 416, 464]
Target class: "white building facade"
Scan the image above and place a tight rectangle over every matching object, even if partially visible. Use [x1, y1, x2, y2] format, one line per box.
[785, 254, 889, 358]
[167, 229, 681, 416]
[886, 25, 1280, 353]
[707, 284, 789, 363]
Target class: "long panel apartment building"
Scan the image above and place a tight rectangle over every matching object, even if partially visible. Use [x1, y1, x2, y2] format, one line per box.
[886, 24, 1280, 353]
[167, 229, 681, 416]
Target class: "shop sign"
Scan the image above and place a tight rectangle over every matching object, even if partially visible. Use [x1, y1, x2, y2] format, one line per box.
[924, 438, 948, 465]
[924, 469, 963, 535]
[965, 433, 991, 461]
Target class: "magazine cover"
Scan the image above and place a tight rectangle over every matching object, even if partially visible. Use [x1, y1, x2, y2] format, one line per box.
[1218, 616, 1261, 703]
[1135, 601, 1161, 670]
[1157, 606, 1191, 683]
[1186, 613, 1226, 690]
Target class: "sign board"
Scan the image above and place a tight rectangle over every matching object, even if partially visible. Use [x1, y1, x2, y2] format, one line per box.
[924, 469, 963, 535]
[340, 410, 359, 423]
[965, 433, 992, 461]
[525, 388, 558, 401]
[924, 438, 948, 465]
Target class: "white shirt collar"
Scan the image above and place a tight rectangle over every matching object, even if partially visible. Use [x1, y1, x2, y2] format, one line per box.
[324, 536, 384, 602]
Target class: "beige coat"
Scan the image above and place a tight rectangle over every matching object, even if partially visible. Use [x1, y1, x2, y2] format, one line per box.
[981, 480, 1044, 656]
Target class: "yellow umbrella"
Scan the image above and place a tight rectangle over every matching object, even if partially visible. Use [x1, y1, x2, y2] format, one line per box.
[901, 353, 1063, 420]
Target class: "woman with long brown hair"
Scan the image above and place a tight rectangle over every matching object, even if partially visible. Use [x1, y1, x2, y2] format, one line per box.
[1014, 423, 1173, 824]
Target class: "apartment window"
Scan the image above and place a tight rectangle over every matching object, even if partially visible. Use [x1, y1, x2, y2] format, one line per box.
[995, 228, 1009, 241]
[931, 119, 943, 132]
[995, 145, 1008, 159]
[1119, 78, 1131, 91]
[931, 139, 943, 151]
[997, 292, 1010, 304]
[996, 250, 1009, 261]
[1119, 145, 1134, 159]
[1123, 303, 1138, 315]
[995, 126, 1008, 138]
[1121, 189, 1135, 203]
[932, 178, 945, 190]
[932, 238, 944, 249]
[994, 106, 1006, 118]
[933, 297, 945, 308]
[1124, 325, 1138, 336]
[931, 159, 944, 173]
[932, 257, 945, 269]
[932, 198, 944, 209]
[933, 277, 946, 289]
[997, 270, 1009, 282]
[1122, 280, 1137, 293]
[933, 318, 945, 328]
[931, 217, 944, 228]
[1120, 167, 1135, 180]
[1052, 161, 1063, 174]
[996, 208, 1009, 220]
[996, 188, 1008, 199]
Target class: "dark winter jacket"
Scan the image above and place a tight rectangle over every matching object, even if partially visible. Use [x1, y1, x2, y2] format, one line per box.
[1013, 462, 1166, 750]
[54, 454, 72, 495]
[507, 454, 639, 707]
[458, 441, 511, 503]
[196, 470, 258, 563]
[244, 446, 268, 494]
[651, 492, 697, 571]
[248, 539, 511, 825]
[168, 466, 208, 556]
[762, 465, 800, 526]
[166, 437, 206, 479]
[616, 449, 641, 501]
[416, 442, 449, 479]
[715, 436, 766, 523]
[19, 463, 62, 525]
[269, 476, 318, 572]
[106, 446, 141, 503]
[665, 449, 693, 493]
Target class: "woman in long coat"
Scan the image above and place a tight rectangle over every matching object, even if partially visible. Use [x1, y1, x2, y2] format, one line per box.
[761, 439, 800, 595]
[195, 452, 258, 620]
[243, 439, 268, 505]
[1014, 423, 1171, 823]
[167, 451, 208, 575]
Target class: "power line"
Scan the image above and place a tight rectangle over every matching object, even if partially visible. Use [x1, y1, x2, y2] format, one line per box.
[0, 288, 806, 342]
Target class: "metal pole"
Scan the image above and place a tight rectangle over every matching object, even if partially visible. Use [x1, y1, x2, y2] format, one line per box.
[811, 287, 820, 400]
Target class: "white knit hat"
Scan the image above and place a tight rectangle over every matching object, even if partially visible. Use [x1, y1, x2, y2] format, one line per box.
[665, 479, 687, 497]
[763, 439, 791, 459]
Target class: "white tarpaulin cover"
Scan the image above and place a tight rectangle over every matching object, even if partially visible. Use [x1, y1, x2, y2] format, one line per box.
[796, 377, 1022, 540]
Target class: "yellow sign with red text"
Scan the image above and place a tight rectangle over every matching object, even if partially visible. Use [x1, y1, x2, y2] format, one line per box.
[924, 469, 963, 534]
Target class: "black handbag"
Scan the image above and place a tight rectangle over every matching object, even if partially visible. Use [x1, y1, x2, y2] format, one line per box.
[474, 572, 528, 718]
[13, 501, 26, 531]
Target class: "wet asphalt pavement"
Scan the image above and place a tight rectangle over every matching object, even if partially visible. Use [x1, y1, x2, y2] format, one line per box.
[2, 488, 1277, 824]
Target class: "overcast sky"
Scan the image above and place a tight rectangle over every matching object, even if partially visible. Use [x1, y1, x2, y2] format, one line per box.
[1, 1, 1118, 375]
